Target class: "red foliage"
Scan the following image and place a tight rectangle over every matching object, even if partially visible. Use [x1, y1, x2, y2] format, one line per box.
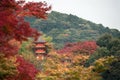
[0, 44, 19, 57]
[23, 2, 51, 18]
[0, 0, 51, 57]
[57, 41, 97, 55]
[0, 0, 50, 79]
[6, 56, 39, 80]
[15, 56, 38, 80]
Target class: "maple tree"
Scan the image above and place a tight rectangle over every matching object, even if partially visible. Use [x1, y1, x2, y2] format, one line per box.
[57, 41, 97, 55]
[0, 0, 50, 79]
[0, 0, 51, 57]
[15, 56, 38, 80]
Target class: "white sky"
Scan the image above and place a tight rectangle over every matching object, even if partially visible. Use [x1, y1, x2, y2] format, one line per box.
[26, 0, 120, 30]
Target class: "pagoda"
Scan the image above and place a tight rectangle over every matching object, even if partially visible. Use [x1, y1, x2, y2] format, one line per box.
[34, 36, 47, 60]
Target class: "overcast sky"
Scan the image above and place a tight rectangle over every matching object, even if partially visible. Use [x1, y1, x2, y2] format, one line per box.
[26, 0, 120, 30]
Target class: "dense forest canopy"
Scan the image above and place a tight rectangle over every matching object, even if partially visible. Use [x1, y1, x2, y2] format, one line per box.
[25, 11, 120, 49]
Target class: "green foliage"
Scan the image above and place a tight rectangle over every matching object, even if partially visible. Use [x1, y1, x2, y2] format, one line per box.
[86, 34, 120, 67]
[42, 34, 53, 43]
[108, 38, 120, 56]
[93, 56, 116, 73]
[97, 34, 112, 47]
[85, 47, 110, 67]
[98, 57, 120, 80]
[19, 40, 42, 70]
[97, 34, 120, 56]
[19, 39, 33, 54]
[85, 34, 120, 80]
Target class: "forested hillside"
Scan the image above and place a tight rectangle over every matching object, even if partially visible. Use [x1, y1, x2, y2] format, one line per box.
[1, 0, 120, 80]
[25, 11, 120, 49]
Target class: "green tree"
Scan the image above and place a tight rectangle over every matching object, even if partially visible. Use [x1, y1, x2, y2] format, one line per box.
[108, 38, 120, 56]
[85, 47, 110, 67]
[101, 57, 120, 80]
[97, 34, 112, 47]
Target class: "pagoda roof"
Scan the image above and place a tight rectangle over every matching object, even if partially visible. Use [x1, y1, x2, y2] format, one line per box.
[35, 49, 46, 53]
[35, 36, 46, 43]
